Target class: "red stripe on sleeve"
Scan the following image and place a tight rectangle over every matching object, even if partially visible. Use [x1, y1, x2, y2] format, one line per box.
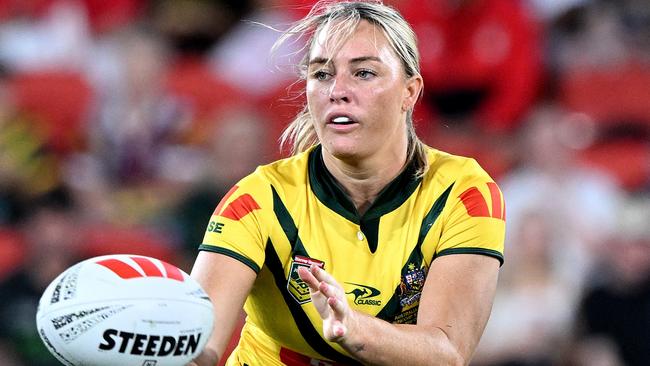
[131, 256, 163, 277]
[213, 185, 239, 216]
[96, 258, 143, 279]
[487, 182, 504, 220]
[502, 199, 506, 220]
[220, 194, 260, 221]
[458, 187, 490, 217]
[161, 261, 184, 281]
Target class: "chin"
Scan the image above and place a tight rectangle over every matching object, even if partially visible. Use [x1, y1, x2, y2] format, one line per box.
[323, 141, 365, 161]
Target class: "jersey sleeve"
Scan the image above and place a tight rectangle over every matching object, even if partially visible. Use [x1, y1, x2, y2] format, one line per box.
[436, 159, 506, 265]
[198, 171, 270, 273]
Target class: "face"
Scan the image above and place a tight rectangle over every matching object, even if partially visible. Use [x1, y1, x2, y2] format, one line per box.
[306, 20, 421, 163]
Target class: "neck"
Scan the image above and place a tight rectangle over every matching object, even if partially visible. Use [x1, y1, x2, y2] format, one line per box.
[322, 148, 407, 215]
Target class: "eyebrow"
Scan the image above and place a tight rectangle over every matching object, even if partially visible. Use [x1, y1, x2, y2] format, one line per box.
[308, 56, 383, 67]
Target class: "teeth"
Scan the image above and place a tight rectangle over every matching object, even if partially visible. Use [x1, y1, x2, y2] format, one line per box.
[332, 116, 352, 123]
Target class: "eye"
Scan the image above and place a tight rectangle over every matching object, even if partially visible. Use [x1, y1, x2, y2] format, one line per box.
[312, 70, 332, 81]
[356, 69, 376, 79]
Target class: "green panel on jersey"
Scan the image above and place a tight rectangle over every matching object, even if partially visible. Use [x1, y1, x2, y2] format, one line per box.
[271, 185, 307, 257]
[376, 183, 454, 323]
[309, 145, 423, 223]
[264, 239, 361, 364]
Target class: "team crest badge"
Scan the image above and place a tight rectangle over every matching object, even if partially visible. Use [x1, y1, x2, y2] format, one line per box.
[287, 255, 324, 304]
[399, 263, 428, 308]
[394, 263, 428, 324]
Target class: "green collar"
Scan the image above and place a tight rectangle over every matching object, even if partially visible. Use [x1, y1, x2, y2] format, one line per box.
[308, 145, 422, 224]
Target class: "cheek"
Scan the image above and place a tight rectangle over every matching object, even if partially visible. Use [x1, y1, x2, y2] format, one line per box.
[305, 80, 317, 96]
[370, 86, 403, 119]
[306, 82, 325, 112]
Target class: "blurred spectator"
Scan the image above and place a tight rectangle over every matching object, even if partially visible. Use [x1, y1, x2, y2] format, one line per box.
[83, 26, 192, 186]
[545, 0, 650, 142]
[151, 0, 254, 57]
[0, 188, 82, 366]
[0, 65, 62, 224]
[548, 0, 650, 73]
[619, 0, 650, 58]
[400, 0, 543, 134]
[526, 0, 589, 22]
[207, 0, 302, 99]
[500, 103, 623, 293]
[568, 195, 650, 366]
[474, 211, 575, 365]
[545, 0, 650, 194]
[0, 0, 91, 72]
[170, 106, 270, 266]
[548, 1, 629, 72]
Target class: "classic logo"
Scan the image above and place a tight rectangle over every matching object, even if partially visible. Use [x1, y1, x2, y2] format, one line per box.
[345, 283, 382, 306]
[287, 255, 324, 304]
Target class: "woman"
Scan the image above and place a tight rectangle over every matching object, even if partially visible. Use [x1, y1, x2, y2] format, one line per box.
[191, 1, 505, 365]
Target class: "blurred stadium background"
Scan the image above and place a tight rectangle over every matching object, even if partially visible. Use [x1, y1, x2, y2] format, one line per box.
[0, 0, 648, 365]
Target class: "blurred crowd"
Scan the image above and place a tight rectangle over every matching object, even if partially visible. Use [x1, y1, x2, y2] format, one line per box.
[0, 0, 648, 365]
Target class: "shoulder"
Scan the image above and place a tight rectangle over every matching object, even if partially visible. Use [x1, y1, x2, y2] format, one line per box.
[233, 149, 312, 198]
[420, 147, 504, 218]
[423, 146, 495, 188]
[254, 149, 311, 185]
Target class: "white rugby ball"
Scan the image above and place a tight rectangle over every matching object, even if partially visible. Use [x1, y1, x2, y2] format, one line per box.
[36, 254, 214, 366]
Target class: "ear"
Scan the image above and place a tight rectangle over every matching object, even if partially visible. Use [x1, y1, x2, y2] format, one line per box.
[402, 74, 423, 112]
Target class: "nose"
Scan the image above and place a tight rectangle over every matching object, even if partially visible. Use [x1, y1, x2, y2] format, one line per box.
[328, 77, 350, 103]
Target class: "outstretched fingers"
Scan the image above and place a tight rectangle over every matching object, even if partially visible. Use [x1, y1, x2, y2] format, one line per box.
[310, 264, 338, 286]
[327, 293, 347, 316]
[297, 266, 320, 292]
[318, 274, 350, 337]
[298, 265, 354, 342]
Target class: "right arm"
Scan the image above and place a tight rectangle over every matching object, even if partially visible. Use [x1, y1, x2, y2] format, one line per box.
[188, 251, 257, 366]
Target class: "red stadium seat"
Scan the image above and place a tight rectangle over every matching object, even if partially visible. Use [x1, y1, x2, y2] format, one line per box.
[80, 224, 180, 265]
[166, 57, 248, 142]
[0, 0, 55, 21]
[579, 138, 650, 191]
[0, 228, 26, 279]
[79, 0, 146, 34]
[560, 62, 650, 126]
[9, 70, 93, 154]
[256, 83, 306, 160]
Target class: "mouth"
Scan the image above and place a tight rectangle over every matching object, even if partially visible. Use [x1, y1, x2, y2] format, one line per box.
[328, 115, 357, 125]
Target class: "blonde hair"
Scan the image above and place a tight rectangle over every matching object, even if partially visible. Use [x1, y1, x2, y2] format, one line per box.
[273, 0, 428, 176]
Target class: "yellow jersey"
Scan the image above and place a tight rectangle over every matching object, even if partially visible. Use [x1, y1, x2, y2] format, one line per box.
[200, 145, 505, 365]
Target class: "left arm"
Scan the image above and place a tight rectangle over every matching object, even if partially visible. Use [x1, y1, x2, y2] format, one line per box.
[299, 253, 500, 366]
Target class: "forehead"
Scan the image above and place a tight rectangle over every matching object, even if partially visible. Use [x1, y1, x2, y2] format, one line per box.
[310, 20, 393, 60]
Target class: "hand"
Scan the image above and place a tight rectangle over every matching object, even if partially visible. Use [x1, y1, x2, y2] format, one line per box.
[298, 265, 356, 342]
